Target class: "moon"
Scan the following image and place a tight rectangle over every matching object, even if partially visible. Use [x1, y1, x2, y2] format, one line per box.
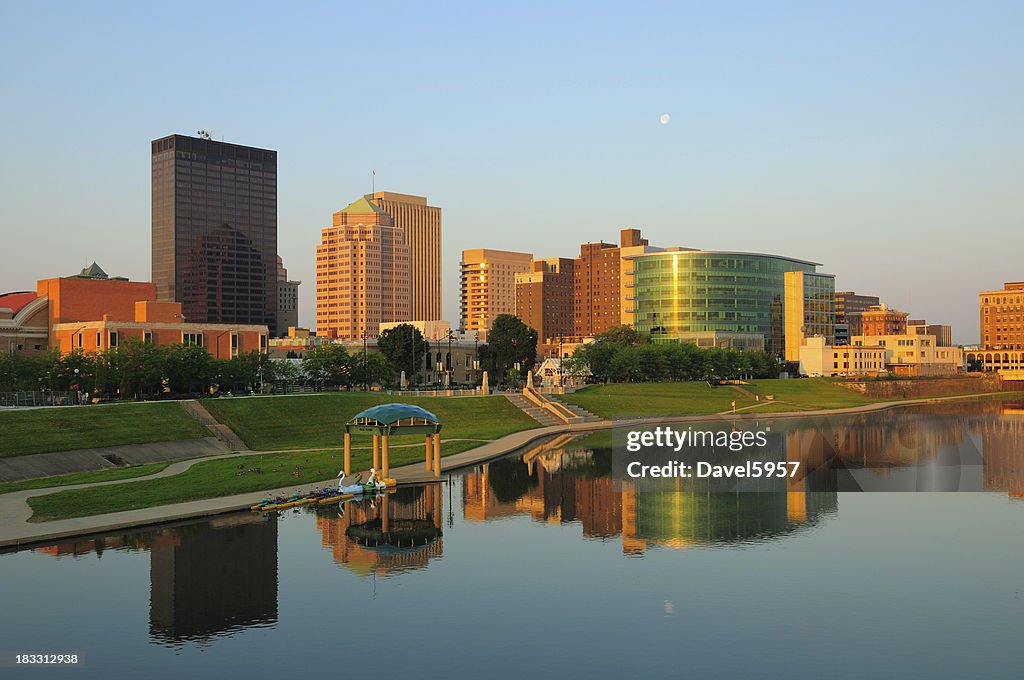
[659, 113, 671, 125]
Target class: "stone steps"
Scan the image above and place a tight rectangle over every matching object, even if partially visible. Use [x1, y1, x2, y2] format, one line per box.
[179, 400, 249, 451]
[504, 394, 561, 426]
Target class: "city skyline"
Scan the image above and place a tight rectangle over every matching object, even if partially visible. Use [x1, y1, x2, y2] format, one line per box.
[2, 2, 1023, 342]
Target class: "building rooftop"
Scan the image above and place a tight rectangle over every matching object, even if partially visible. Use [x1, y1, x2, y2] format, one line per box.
[625, 249, 822, 267]
[339, 196, 385, 214]
[0, 291, 38, 314]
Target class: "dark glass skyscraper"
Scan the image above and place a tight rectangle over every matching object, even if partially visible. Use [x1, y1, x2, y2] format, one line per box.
[151, 134, 278, 334]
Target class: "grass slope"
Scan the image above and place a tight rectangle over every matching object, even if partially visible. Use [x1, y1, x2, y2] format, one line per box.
[202, 393, 538, 450]
[0, 403, 208, 458]
[559, 382, 753, 419]
[27, 440, 482, 521]
[558, 379, 888, 419]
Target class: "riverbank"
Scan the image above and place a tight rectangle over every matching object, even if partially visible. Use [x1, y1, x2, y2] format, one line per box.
[0, 389, 1014, 549]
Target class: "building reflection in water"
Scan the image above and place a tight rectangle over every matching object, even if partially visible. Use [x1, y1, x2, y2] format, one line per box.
[462, 400, 1024, 553]
[463, 435, 838, 555]
[34, 513, 279, 644]
[314, 484, 444, 576]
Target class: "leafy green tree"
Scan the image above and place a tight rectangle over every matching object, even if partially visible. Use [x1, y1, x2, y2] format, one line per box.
[351, 351, 393, 389]
[164, 344, 215, 394]
[483, 315, 537, 385]
[117, 338, 167, 398]
[597, 325, 650, 346]
[301, 344, 350, 388]
[377, 325, 429, 384]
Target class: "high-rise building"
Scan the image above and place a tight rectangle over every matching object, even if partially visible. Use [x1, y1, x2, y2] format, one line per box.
[629, 250, 834, 357]
[834, 291, 880, 344]
[574, 229, 648, 336]
[276, 257, 300, 336]
[151, 134, 278, 334]
[367, 192, 442, 321]
[980, 282, 1024, 351]
[315, 197, 410, 340]
[860, 304, 908, 336]
[460, 249, 533, 339]
[514, 258, 575, 343]
[783, 271, 836, 362]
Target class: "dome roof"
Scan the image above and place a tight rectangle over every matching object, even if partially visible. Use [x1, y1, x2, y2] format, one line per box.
[348, 403, 439, 426]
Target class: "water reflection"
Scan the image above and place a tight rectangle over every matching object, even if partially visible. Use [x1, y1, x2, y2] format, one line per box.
[314, 485, 444, 576]
[464, 447, 837, 554]
[35, 514, 279, 645]
[20, 399, 1024, 656]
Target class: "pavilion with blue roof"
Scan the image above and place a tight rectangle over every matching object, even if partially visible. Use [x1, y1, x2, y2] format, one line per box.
[342, 403, 443, 479]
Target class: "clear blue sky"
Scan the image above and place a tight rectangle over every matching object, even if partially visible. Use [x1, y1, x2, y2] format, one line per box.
[1, 1, 1021, 342]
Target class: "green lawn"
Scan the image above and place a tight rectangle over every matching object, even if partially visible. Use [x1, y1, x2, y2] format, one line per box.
[0, 462, 171, 496]
[557, 379, 893, 419]
[558, 382, 754, 419]
[744, 379, 879, 409]
[202, 393, 538, 450]
[0, 402, 208, 458]
[27, 440, 482, 522]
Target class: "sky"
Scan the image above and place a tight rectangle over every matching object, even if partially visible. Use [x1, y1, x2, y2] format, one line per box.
[1, 1, 1021, 344]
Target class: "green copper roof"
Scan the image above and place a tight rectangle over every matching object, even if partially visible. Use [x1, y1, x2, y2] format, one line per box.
[340, 196, 384, 214]
[348, 403, 440, 425]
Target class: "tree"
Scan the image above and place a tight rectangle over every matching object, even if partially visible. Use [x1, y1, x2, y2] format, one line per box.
[350, 351, 394, 389]
[483, 315, 537, 385]
[597, 325, 650, 346]
[116, 338, 166, 398]
[377, 324, 429, 384]
[301, 344, 350, 388]
[164, 344, 215, 394]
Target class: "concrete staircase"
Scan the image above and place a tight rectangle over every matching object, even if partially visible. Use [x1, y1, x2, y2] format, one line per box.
[555, 401, 602, 423]
[179, 400, 249, 452]
[505, 393, 561, 426]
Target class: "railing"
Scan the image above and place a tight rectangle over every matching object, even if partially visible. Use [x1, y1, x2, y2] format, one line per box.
[522, 386, 578, 423]
[0, 391, 82, 408]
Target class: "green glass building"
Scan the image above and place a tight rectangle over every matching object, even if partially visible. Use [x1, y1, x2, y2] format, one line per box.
[627, 250, 834, 356]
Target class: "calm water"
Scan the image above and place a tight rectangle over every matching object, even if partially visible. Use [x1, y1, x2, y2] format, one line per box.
[2, 401, 1023, 679]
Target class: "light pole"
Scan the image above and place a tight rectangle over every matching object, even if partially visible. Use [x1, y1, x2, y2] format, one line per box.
[362, 332, 368, 391]
[446, 329, 454, 387]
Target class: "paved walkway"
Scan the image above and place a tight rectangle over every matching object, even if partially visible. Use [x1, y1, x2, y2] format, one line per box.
[0, 437, 228, 483]
[0, 391, 1001, 550]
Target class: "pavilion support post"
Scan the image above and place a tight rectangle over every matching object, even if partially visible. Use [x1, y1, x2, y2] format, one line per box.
[432, 432, 441, 478]
[372, 434, 380, 470]
[343, 431, 351, 477]
[381, 434, 390, 478]
[425, 435, 433, 471]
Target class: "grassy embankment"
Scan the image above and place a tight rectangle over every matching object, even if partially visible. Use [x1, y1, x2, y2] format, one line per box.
[25, 394, 538, 521]
[0, 402, 208, 458]
[558, 379, 882, 419]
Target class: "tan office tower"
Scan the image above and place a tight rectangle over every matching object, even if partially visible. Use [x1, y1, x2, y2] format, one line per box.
[367, 192, 441, 321]
[461, 249, 533, 339]
[315, 197, 410, 340]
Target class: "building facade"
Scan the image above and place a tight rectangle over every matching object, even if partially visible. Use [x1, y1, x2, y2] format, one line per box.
[460, 249, 533, 339]
[980, 282, 1024, 351]
[860, 304, 908, 336]
[834, 291, 880, 344]
[574, 229, 648, 336]
[798, 335, 886, 377]
[276, 257, 300, 337]
[0, 292, 48, 354]
[151, 134, 278, 334]
[315, 197, 411, 340]
[629, 250, 834, 357]
[783, 271, 836, 361]
[908, 320, 952, 347]
[515, 258, 574, 343]
[368, 192, 442, 321]
[851, 334, 964, 377]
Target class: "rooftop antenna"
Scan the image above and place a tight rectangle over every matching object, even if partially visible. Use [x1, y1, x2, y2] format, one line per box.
[197, 129, 212, 140]
[371, 169, 375, 196]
